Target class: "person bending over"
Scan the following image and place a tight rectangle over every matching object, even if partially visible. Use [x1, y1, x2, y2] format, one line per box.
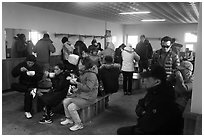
[61, 56, 98, 131]
[11, 55, 43, 119]
[117, 65, 183, 135]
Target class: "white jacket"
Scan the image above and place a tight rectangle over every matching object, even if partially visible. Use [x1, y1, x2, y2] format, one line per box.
[121, 47, 140, 72]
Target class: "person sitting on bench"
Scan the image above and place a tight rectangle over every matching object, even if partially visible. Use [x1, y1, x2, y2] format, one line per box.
[38, 63, 71, 124]
[61, 56, 98, 131]
[11, 55, 43, 119]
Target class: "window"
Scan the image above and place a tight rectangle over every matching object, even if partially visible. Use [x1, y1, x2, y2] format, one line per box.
[186, 44, 194, 51]
[127, 35, 138, 48]
[184, 32, 197, 51]
[29, 31, 43, 45]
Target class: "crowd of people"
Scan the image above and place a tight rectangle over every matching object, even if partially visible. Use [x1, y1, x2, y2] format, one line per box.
[10, 33, 194, 134]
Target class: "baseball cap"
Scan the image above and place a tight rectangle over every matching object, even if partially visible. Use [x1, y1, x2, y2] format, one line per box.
[140, 65, 167, 81]
[177, 61, 193, 72]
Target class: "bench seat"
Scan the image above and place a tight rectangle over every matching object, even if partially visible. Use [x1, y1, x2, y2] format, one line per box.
[32, 94, 111, 123]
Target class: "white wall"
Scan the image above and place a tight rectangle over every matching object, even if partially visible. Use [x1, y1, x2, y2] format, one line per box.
[107, 22, 123, 49]
[2, 2, 123, 58]
[124, 23, 198, 51]
[191, 3, 202, 114]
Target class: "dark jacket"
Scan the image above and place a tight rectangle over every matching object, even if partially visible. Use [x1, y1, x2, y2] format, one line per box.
[99, 63, 121, 94]
[114, 47, 123, 64]
[11, 38, 27, 58]
[73, 40, 88, 57]
[51, 72, 70, 93]
[152, 49, 180, 76]
[33, 38, 56, 64]
[12, 61, 43, 87]
[136, 82, 183, 134]
[135, 40, 153, 61]
[40, 71, 70, 107]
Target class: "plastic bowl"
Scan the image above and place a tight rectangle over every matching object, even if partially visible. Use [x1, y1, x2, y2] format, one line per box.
[49, 72, 55, 78]
[27, 71, 35, 76]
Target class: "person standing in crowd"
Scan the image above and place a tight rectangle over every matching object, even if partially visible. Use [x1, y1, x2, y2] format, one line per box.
[121, 44, 140, 95]
[135, 35, 153, 72]
[73, 37, 88, 58]
[11, 33, 27, 58]
[151, 36, 180, 80]
[114, 43, 126, 65]
[98, 42, 115, 64]
[89, 46, 101, 68]
[61, 36, 75, 70]
[88, 39, 98, 54]
[117, 65, 183, 135]
[97, 42, 103, 53]
[33, 33, 56, 71]
[174, 60, 194, 112]
[11, 55, 43, 119]
[38, 63, 70, 124]
[98, 56, 120, 107]
[171, 38, 183, 56]
[26, 40, 34, 56]
[61, 56, 98, 131]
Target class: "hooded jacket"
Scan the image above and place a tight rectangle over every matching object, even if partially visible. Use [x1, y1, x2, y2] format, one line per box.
[75, 68, 98, 102]
[99, 63, 121, 94]
[121, 47, 140, 72]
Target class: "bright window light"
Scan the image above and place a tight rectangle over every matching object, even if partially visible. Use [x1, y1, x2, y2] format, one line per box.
[185, 33, 197, 43]
[29, 31, 42, 45]
[119, 11, 150, 15]
[112, 36, 117, 45]
[186, 44, 194, 51]
[127, 35, 138, 48]
[141, 19, 166, 22]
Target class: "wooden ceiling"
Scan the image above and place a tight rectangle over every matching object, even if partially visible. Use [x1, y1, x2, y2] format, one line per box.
[20, 2, 200, 24]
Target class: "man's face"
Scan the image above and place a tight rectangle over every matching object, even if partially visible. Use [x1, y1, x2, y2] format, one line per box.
[26, 61, 34, 67]
[140, 37, 145, 43]
[161, 41, 171, 52]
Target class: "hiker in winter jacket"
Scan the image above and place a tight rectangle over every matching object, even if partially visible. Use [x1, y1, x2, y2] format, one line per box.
[121, 44, 140, 95]
[33, 33, 56, 71]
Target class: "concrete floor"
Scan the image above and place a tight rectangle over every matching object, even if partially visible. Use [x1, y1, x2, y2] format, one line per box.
[2, 88, 146, 135]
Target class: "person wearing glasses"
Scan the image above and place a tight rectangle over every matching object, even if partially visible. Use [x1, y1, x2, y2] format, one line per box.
[151, 36, 180, 81]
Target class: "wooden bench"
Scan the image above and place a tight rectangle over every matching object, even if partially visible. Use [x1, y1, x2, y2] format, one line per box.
[32, 94, 111, 123]
[78, 94, 110, 123]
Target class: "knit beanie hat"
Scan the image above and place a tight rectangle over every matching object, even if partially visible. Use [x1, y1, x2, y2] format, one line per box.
[26, 55, 36, 62]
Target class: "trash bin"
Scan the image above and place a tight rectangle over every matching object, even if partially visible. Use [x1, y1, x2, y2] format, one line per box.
[132, 73, 140, 90]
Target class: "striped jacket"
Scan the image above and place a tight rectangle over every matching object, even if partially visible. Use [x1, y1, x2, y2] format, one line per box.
[152, 49, 180, 76]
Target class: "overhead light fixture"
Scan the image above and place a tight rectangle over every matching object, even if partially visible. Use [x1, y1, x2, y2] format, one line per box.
[141, 19, 166, 22]
[119, 11, 150, 15]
